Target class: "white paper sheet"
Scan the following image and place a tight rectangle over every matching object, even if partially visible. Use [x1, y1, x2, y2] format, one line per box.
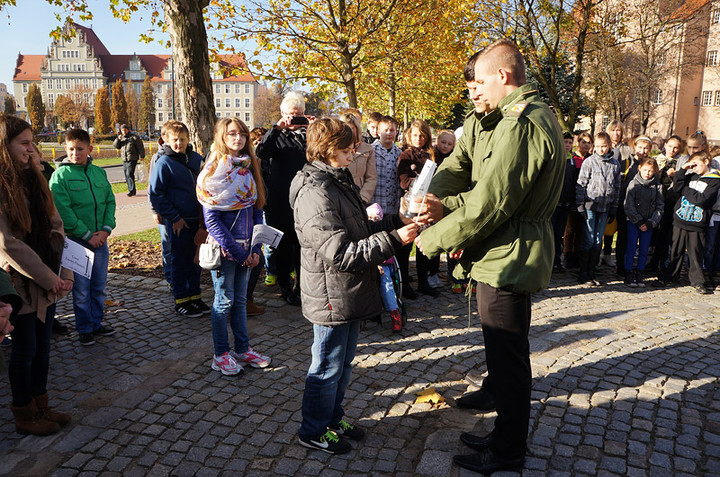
[252, 224, 284, 249]
[61, 238, 95, 279]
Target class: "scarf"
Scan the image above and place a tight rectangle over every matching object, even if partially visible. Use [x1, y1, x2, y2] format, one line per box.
[196, 153, 257, 211]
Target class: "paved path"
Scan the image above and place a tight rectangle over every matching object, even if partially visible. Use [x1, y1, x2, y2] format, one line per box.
[112, 190, 158, 237]
[1, 265, 719, 476]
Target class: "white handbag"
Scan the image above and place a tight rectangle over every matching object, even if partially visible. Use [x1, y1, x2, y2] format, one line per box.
[199, 211, 241, 270]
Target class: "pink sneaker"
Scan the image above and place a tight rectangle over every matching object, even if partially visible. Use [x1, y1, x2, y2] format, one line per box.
[231, 347, 271, 368]
[211, 352, 243, 375]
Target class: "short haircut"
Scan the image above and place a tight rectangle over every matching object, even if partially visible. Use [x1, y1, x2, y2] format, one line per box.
[464, 50, 482, 82]
[688, 151, 710, 164]
[666, 134, 683, 146]
[577, 131, 593, 144]
[563, 131, 573, 140]
[66, 128, 91, 144]
[280, 91, 305, 114]
[606, 120, 623, 133]
[367, 112, 383, 123]
[638, 157, 659, 173]
[595, 131, 612, 144]
[339, 112, 361, 142]
[477, 38, 526, 84]
[306, 118, 355, 164]
[162, 120, 189, 137]
[250, 127, 267, 143]
[377, 115, 398, 129]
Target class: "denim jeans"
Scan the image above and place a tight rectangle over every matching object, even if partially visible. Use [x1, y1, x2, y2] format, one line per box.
[9, 305, 55, 406]
[72, 242, 109, 334]
[164, 219, 201, 302]
[299, 320, 361, 440]
[581, 210, 608, 252]
[211, 257, 251, 356]
[704, 219, 720, 274]
[123, 160, 137, 194]
[624, 222, 653, 272]
[379, 264, 398, 311]
[158, 222, 173, 290]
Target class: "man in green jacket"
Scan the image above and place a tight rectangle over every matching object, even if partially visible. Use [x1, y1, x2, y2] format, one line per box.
[417, 39, 564, 474]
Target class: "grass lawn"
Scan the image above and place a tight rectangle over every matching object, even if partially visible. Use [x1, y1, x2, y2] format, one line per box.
[111, 181, 149, 194]
[111, 227, 160, 243]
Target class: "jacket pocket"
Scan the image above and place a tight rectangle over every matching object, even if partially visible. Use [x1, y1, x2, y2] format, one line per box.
[68, 179, 89, 192]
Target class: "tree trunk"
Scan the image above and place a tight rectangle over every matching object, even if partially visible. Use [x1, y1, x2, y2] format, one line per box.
[164, 0, 215, 156]
[388, 62, 396, 118]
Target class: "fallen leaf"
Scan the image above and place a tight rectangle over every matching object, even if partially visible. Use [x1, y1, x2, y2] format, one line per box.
[414, 387, 445, 405]
[105, 299, 124, 307]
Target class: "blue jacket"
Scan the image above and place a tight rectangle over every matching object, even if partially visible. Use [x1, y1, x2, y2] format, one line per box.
[149, 145, 203, 223]
[204, 206, 263, 263]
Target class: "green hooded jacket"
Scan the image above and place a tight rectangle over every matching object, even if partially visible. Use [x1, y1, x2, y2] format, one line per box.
[420, 84, 565, 295]
[49, 158, 116, 242]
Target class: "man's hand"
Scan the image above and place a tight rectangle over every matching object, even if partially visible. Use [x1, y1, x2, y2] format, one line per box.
[0, 301, 14, 335]
[173, 218, 188, 236]
[242, 253, 260, 268]
[396, 223, 419, 245]
[153, 213, 162, 225]
[639, 224, 648, 232]
[415, 193, 443, 225]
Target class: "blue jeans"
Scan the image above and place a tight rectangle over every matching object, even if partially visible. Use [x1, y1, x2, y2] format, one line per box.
[123, 160, 137, 194]
[581, 210, 608, 252]
[9, 305, 55, 406]
[704, 220, 720, 274]
[72, 242, 109, 334]
[158, 222, 173, 289]
[211, 257, 251, 356]
[299, 320, 361, 440]
[379, 264, 398, 311]
[624, 222, 653, 271]
[165, 219, 201, 302]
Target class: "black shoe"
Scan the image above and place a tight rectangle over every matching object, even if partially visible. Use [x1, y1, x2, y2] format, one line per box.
[329, 419, 365, 441]
[417, 282, 441, 297]
[52, 320, 69, 335]
[402, 286, 418, 300]
[453, 448, 525, 474]
[460, 432, 495, 451]
[127, 191, 136, 197]
[553, 263, 565, 273]
[455, 389, 496, 412]
[79, 333, 95, 346]
[93, 325, 116, 336]
[281, 288, 301, 306]
[175, 302, 202, 318]
[693, 285, 711, 295]
[191, 299, 211, 315]
[298, 430, 352, 454]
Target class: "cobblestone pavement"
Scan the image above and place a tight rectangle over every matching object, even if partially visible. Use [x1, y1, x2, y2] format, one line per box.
[1, 265, 719, 476]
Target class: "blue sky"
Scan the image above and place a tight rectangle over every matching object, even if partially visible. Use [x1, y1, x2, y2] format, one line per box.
[0, 0, 171, 88]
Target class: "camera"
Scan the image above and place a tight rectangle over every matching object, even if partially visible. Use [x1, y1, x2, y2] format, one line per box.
[290, 116, 309, 126]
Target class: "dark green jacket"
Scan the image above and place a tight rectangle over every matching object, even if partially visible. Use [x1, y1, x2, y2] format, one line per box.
[0, 268, 21, 321]
[49, 158, 116, 242]
[420, 85, 565, 294]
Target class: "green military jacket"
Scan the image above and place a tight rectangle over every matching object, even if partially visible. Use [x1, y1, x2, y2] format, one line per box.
[420, 84, 565, 295]
[0, 268, 21, 320]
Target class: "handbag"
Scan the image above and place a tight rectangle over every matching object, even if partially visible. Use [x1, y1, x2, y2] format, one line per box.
[199, 210, 242, 270]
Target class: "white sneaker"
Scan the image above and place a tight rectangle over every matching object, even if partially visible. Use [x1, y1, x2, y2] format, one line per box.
[427, 274, 443, 289]
[211, 352, 243, 375]
[231, 347, 271, 368]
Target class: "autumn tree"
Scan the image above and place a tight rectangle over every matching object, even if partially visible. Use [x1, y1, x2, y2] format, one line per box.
[94, 85, 111, 134]
[138, 75, 155, 133]
[53, 94, 78, 128]
[253, 83, 284, 128]
[126, 78, 140, 130]
[26, 84, 45, 132]
[110, 79, 128, 129]
[4, 96, 16, 115]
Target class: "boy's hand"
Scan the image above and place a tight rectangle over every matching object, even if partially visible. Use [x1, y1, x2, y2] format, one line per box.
[639, 224, 648, 232]
[152, 213, 162, 225]
[0, 302, 14, 335]
[173, 218, 188, 236]
[242, 253, 260, 268]
[396, 223, 418, 245]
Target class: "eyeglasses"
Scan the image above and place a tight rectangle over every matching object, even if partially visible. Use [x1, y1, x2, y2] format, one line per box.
[226, 131, 247, 138]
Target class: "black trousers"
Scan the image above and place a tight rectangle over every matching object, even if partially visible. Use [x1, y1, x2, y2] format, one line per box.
[271, 222, 301, 292]
[667, 227, 705, 287]
[615, 208, 628, 274]
[477, 282, 531, 459]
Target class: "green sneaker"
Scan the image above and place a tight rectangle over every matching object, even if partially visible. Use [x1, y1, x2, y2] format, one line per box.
[264, 274, 276, 286]
[298, 429, 351, 454]
[329, 419, 365, 441]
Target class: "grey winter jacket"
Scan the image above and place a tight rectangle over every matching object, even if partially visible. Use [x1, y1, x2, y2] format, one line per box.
[290, 161, 403, 326]
[113, 133, 145, 162]
[623, 174, 664, 228]
[576, 152, 622, 214]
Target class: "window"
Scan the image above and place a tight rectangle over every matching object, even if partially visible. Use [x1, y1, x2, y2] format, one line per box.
[56, 79, 62, 89]
[215, 98, 221, 108]
[245, 112, 251, 123]
[216, 112, 221, 118]
[48, 94, 54, 107]
[235, 84, 240, 94]
[712, 9, 720, 24]
[702, 90, 712, 106]
[22, 83, 28, 93]
[83, 78, 89, 88]
[73, 79, 80, 88]
[72, 64, 86, 72]
[47, 79, 52, 90]
[158, 98, 163, 108]
[235, 98, 241, 108]
[225, 84, 230, 94]
[158, 112, 164, 123]
[245, 84, 250, 94]
[59, 64, 70, 72]
[715, 91, 720, 106]
[245, 98, 250, 108]
[601, 115, 610, 131]
[157, 84, 163, 95]
[652, 89, 662, 105]
[215, 84, 221, 93]
[225, 98, 231, 108]
[226, 112, 231, 117]
[707, 50, 718, 66]
[65, 79, 71, 89]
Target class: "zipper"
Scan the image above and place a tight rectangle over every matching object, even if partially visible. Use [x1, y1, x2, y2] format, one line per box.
[85, 164, 99, 232]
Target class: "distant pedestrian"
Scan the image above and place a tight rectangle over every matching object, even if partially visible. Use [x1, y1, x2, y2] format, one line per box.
[113, 124, 145, 196]
[0, 115, 73, 436]
[50, 128, 117, 346]
[291, 118, 417, 454]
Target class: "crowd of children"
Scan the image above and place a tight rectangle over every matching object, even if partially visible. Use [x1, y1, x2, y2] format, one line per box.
[555, 122, 720, 294]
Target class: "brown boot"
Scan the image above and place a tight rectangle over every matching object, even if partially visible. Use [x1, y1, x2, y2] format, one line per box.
[247, 300, 265, 316]
[34, 393, 72, 427]
[10, 400, 61, 436]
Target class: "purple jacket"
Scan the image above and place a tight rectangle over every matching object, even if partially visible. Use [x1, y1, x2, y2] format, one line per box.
[204, 206, 264, 263]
